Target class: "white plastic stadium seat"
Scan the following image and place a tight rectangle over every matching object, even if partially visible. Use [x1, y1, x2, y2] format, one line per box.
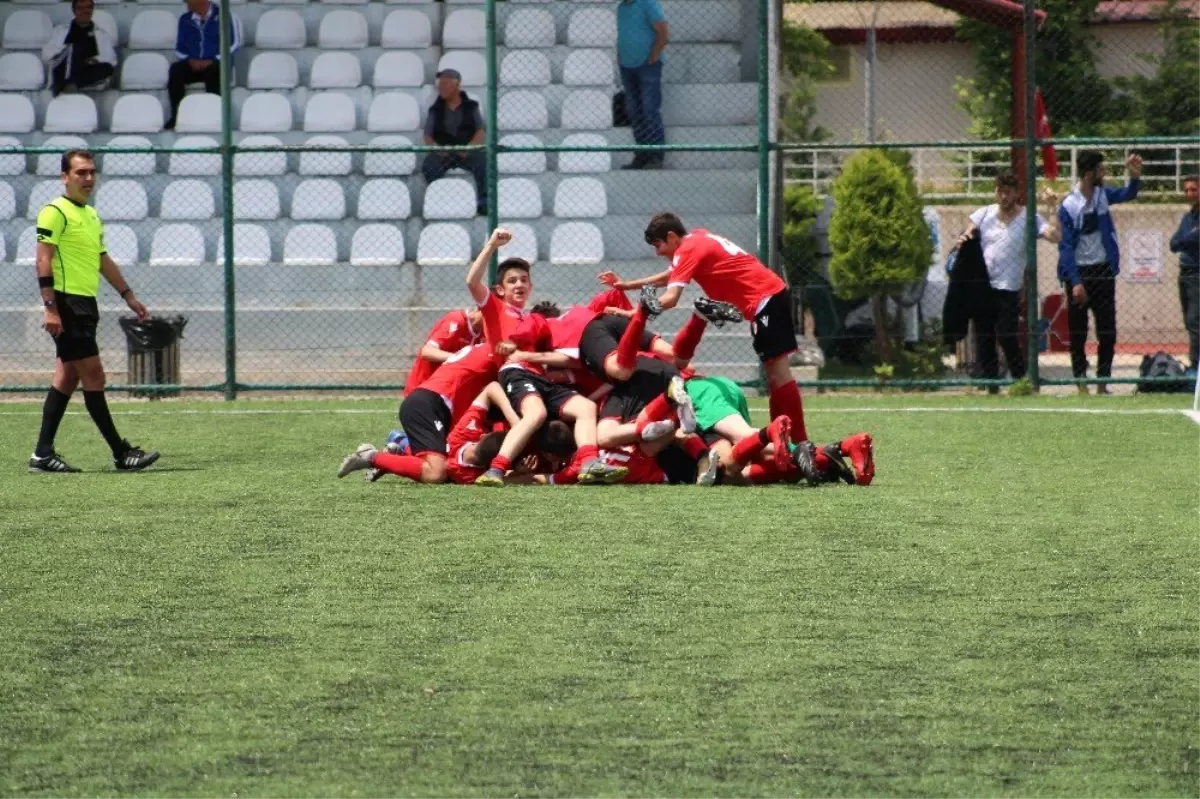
[0, 53, 44, 90]
[233, 180, 281, 220]
[505, 9, 554, 48]
[120, 53, 170, 90]
[500, 51, 550, 87]
[95, 180, 149, 221]
[128, 9, 177, 49]
[37, 136, 88, 176]
[497, 91, 548, 131]
[0, 96, 36, 134]
[43, 96, 98, 134]
[177, 94, 222, 133]
[563, 50, 614, 87]
[0, 137, 26, 175]
[318, 9, 369, 49]
[160, 179, 216, 220]
[561, 90, 612, 130]
[103, 136, 156, 176]
[3, 10, 53, 49]
[93, 10, 118, 43]
[240, 93, 293, 133]
[169, 135, 220, 176]
[498, 134, 546, 174]
[442, 9, 484, 48]
[350, 224, 406, 266]
[16, 227, 39, 266]
[363, 135, 417, 176]
[372, 52, 424, 88]
[550, 222, 604, 265]
[381, 10, 432, 48]
[103, 224, 139, 265]
[417, 223, 471, 266]
[553, 177, 607, 218]
[0, 184, 15, 221]
[283, 224, 337, 266]
[559, 133, 611, 173]
[247, 52, 300, 90]
[291, 178, 346, 220]
[437, 52, 485, 87]
[110, 94, 164, 133]
[299, 135, 352, 176]
[216, 223, 273, 266]
[423, 179, 476, 220]
[497, 178, 542, 219]
[234, 135, 286, 176]
[499, 222, 538, 263]
[356, 178, 411, 220]
[255, 9, 306, 48]
[149, 223, 206, 266]
[567, 9, 617, 47]
[311, 52, 362, 89]
[0, 233, 5, 262]
[303, 93, 356, 133]
[367, 93, 420, 132]
[26, 181, 62, 219]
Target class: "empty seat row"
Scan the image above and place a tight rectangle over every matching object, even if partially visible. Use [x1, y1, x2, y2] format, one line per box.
[0, 220, 605, 266]
[0, 176, 609, 221]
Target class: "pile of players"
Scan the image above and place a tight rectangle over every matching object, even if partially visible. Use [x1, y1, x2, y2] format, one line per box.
[336, 214, 875, 487]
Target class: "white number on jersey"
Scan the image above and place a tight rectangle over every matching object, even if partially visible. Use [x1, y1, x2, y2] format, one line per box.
[706, 233, 748, 257]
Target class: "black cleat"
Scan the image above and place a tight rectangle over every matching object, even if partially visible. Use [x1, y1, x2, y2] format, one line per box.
[790, 439, 822, 486]
[819, 444, 856, 485]
[639, 284, 663, 317]
[693, 297, 744, 328]
[28, 451, 81, 473]
[114, 441, 160, 471]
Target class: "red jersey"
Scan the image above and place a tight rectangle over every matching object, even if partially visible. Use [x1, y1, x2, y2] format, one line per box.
[667, 229, 786, 317]
[479, 292, 529, 344]
[404, 309, 482, 396]
[600, 445, 667, 484]
[418, 344, 504, 421]
[445, 403, 499, 484]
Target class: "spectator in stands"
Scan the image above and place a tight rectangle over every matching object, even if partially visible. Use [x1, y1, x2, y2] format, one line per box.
[1057, 150, 1142, 394]
[41, 0, 117, 97]
[954, 171, 1060, 391]
[165, 0, 242, 131]
[1170, 175, 1199, 370]
[422, 69, 488, 216]
[617, 0, 669, 170]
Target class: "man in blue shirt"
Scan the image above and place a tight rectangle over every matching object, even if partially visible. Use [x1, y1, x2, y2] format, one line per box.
[1170, 175, 1199, 370]
[166, 0, 242, 130]
[617, 0, 669, 170]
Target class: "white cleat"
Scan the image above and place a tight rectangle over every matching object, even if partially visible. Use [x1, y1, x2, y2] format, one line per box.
[640, 419, 677, 442]
[668, 375, 697, 434]
[695, 446, 721, 486]
[337, 443, 377, 478]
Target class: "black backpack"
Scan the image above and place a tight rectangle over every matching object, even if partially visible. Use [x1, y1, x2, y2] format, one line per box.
[1138, 351, 1191, 393]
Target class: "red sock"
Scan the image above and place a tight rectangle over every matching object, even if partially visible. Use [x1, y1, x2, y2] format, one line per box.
[681, 433, 707, 460]
[746, 460, 786, 484]
[731, 431, 767, 466]
[634, 394, 673, 438]
[769, 380, 807, 442]
[489, 454, 512, 473]
[374, 452, 425, 481]
[672, 314, 707, 362]
[572, 444, 599, 467]
[615, 308, 649, 372]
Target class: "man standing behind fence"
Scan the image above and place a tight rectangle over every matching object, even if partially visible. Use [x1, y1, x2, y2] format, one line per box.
[1170, 175, 1199, 371]
[617, 0, 669, 170]
[29, 150, 160, 473]
[1057, 150, 1142, 394]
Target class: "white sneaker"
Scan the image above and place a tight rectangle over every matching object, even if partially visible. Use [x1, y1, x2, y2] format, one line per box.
[695, 446, 721, 486]
[668, 375, 697, 434]
[337, 443, 377, 478]
[640, 419, 677, 441]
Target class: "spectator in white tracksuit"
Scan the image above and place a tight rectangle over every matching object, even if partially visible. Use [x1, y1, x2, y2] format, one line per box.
[42, 0, 118, 97]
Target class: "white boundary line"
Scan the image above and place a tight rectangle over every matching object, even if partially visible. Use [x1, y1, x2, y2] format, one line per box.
[0, 406, 1191, 417]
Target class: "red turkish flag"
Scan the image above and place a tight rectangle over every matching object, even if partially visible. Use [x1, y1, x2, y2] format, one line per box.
[1035, 89, 1059, 180]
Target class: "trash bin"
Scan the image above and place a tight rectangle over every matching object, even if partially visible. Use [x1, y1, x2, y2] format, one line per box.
[119, 315, 188, 399]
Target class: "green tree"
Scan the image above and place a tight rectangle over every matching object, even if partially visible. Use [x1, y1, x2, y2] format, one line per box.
[1108, 2, 1200, 138]
[780, 184, 822, 290]
[779, 18, 833, 143]
[827, 149, 932, 362]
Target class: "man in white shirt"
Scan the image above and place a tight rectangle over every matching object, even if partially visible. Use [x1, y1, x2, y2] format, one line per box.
[956, 171, 1060, 389]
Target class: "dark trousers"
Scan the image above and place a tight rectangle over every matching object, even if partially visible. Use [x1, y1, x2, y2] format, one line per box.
[1067, 263, 1117, 378]
[1180, 269, 1199, 369]
[421, 151, 488, 212]
[975, 287, 1025, 380]
[51, 60, 113, 96]
[619, 62, 665, 162]
[168, 60, 221, 120]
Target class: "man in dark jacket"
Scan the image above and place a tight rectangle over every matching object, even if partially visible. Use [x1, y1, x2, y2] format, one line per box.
[1171, 175, 1199, 370]
[422, 69, 488, 216]
[166, 0, 242, 130]
[41, 0, 118, 97]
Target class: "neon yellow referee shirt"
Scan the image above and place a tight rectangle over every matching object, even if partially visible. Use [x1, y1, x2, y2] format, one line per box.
[36, 196, 107, 298]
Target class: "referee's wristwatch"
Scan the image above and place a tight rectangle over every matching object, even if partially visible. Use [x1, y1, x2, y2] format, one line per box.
[42, 299, 56, 310]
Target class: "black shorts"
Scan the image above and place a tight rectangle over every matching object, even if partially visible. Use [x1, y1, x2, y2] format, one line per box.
[599, 356, 677, 421]
[398, 387, 452, 457]
[579, 315, 657, 377]
[655, 444, 698, 485]
[53, 293, 100, 362]
[499, 367, 578, 419]
[750, 289, 798, 363]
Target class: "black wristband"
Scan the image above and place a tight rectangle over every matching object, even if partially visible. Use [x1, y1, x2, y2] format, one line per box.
[38, 276, 54, 289]
[120, 287, 133, 298]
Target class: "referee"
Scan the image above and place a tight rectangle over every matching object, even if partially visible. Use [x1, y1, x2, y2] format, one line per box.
[30, 149, 160, 473]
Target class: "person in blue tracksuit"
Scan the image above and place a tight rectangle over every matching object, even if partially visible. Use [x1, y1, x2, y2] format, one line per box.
[1170, 175, 1199, 370]
[1056, 150, 1142, 393]
[166, 0, 242, 130]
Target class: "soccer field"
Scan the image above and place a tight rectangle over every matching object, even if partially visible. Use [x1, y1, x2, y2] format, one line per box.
[2, 393, 1197, 797]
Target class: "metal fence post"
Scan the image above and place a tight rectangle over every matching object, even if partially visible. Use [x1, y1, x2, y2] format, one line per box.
[1023, 0, 1039, 390]
[485, 0, 499, 283]
[219, 2, 236, 401]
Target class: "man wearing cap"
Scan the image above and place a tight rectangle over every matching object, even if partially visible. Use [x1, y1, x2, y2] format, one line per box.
[422, 68, 488, 216]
